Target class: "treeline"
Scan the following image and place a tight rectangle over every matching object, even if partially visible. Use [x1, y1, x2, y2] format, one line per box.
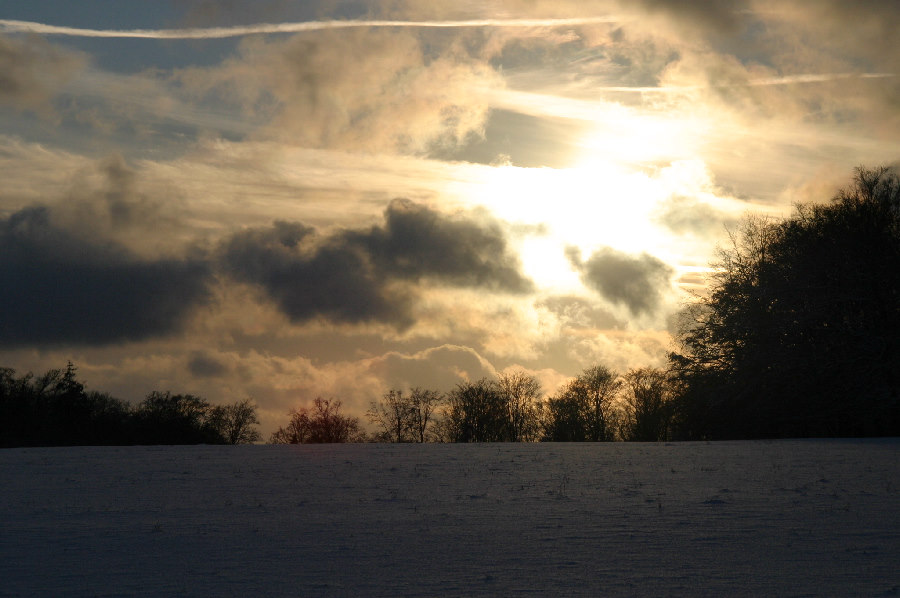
[270, 366, 674, 444]
[0, 363, 261, 447]
[271, 166, 900, 443]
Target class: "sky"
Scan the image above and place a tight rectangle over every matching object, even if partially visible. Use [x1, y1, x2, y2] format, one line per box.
[1, 0, 899, 436]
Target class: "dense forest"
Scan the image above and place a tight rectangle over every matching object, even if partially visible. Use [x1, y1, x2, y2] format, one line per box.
[670, 166, 899, 438]
[2, 167, 898, 447]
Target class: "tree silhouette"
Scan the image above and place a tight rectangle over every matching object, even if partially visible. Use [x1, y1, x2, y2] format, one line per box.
[134, 391, 224, 444]
[408, 387, 443, 443]
[444, 379, 511, 442]
[670, 166, 900, 438]
[367, 389, 414, 442]
[270, 397, 364, 443]
[496, 370, 543, 442]
[210, 398, 262, 444]
[543, 365, 620, 442]
[368, 387, 444, 442]
[1, 363, 261, 446]
[0, 362, 131, 446]
[620, 367, 672, 441]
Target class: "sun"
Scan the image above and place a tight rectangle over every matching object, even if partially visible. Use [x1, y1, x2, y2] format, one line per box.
[518, 235, 583, 290]
[462, 103, 720, 292]
[469, 159, 669, 291]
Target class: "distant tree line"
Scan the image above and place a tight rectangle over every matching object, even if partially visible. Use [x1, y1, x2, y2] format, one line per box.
[271, 166, 899, 443]
[0, 362, 261, 447]
[269, 365, 676, 444]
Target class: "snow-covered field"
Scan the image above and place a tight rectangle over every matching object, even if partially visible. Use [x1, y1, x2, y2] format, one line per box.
[2, 440, 899, 597]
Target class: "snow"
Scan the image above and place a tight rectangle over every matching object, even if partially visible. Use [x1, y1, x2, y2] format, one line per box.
[2, 440, 899, 597]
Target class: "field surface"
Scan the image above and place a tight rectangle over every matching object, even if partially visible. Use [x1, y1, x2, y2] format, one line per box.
[2, 440, 899, 597]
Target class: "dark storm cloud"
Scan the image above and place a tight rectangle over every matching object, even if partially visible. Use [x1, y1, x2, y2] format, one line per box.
[188, 352, 228, 378]
[0, 206, 211, 347]
[220, 199, 532, 327]
[0, 35, 84, 110]
[353, 199, 533, 293]
[221, 220, 415, 327]
[568, 246, 673, 316]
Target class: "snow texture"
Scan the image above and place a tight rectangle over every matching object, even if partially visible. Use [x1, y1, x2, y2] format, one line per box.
[2, 440, 899, 597]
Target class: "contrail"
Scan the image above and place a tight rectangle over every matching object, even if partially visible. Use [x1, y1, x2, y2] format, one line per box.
[0, 17, 619, 39]
[595, 72, 896, 93]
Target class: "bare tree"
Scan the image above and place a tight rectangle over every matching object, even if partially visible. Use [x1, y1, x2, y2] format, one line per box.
[367, 388, 444, 442]
[270, 397, 364, 443]
[408, 387, 443, 443]
[444, 378, 510, 442]
[576, 365, 620, 442]
[367, 389, 413, 442]
[269, 408, 310, 444]
[496, 370, 543, 442]
[544, 365, 620, 442]
[210, 398, 262, 444]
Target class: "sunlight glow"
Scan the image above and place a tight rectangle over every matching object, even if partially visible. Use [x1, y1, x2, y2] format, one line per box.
[577, 118, 695, 165]
[465, 100, 724, 292]
[518, 236, 582, 291]
[472, 160, 669, 290]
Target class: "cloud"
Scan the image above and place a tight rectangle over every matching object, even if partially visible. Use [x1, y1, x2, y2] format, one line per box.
[0, 151, 218, 347]
[568, 246, 673, 316]
[0, 35, 85, 111]
[369, 344, 498, 391]
[632, 1, 900, 127]
[538, 295, 626, 330]
[0, 206, 212, 347]
[435, 108, 584, 168]
[174, 27, 501, 153]
[546, 326, 672, 373]
[220, 199, 532, 328]
[60, 155, 169, 233]
[187, 351, 229, 378]
[220, 220, 414, 327]
[405, 289, 560, 362]
[762, 0, 900, 62]
[654, 194, 738, 236]
[352, 199, 533, 292]
[625, 0, 751, 34]
[20, 153, 200, 259]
